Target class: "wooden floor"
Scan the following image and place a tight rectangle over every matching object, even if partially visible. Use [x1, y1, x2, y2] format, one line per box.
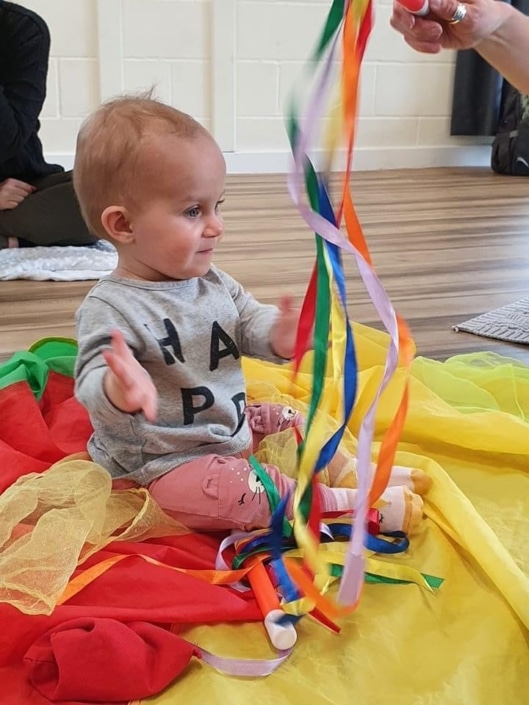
[1, 166, 529, 363]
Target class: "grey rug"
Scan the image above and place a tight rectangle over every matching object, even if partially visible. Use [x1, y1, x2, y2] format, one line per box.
[453, 297, 529, 345]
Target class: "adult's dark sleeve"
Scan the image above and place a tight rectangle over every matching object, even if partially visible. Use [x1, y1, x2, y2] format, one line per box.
[0, 15, 50, 162]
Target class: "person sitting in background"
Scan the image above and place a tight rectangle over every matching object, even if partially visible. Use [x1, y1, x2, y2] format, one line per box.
[390, 0, 529, 95]
[0, 0, 97, 249]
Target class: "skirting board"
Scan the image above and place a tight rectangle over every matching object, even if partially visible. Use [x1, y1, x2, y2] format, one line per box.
[48, 144, 492, 175]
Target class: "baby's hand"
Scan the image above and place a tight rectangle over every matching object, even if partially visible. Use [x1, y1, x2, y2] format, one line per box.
[270, 295, 299, 359]
[103, 330, 157, 421]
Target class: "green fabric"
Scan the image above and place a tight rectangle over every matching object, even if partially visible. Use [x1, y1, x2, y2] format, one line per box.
[0, 337, 77, 399]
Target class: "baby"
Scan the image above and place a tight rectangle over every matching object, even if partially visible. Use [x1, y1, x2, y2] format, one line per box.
[73, 95, 426, 534]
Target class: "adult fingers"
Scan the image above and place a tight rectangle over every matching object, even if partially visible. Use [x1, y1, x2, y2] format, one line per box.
[2, 178, 36, 195]
[390, 6, 443, 42]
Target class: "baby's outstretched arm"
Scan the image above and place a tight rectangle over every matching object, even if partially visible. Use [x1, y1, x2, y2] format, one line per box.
[103, 330, 157, 421]
[269, 295, 299, 359]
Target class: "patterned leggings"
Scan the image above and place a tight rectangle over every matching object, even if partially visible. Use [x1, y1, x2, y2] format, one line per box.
[148, 402, 350, 531]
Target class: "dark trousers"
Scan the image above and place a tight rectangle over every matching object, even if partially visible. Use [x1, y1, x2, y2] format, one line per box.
[0, 170, 98, 249]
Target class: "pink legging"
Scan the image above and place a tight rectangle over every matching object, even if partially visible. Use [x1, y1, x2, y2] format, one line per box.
[149, 403, 347, 531]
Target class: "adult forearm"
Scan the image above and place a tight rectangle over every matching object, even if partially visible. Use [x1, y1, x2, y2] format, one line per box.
[476, 5, 529, 95]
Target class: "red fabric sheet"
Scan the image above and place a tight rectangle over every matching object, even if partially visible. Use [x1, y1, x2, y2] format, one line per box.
[0, 373, 260, 704]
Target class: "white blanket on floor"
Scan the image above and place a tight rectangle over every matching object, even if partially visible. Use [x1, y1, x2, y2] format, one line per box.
[0, 244, 118, 281]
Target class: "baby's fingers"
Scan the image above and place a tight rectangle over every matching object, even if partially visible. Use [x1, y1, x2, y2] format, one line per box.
[278, 295, 295, 315]
[102, 348, 135, 389]
[142, 391, 157, 422]
[110, 329, 132, 359]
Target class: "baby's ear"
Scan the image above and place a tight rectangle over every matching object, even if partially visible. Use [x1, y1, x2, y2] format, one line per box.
[101, 206, 134, 244]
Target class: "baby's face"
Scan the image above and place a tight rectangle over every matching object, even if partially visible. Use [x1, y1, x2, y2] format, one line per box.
[119, 133, 226, 281]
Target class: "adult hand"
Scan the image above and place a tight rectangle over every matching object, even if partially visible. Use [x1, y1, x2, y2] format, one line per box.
[103, 330, 158, 421]
[390, 0, 505, 52]
[0, 178, 36, 210]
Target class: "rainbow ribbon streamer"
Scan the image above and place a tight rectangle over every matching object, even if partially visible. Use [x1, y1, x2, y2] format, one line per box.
[281, 0, 414, 616]
[223, 0, 417, 630]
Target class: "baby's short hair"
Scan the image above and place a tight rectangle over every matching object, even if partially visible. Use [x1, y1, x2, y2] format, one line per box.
[73, 94, 207, 239]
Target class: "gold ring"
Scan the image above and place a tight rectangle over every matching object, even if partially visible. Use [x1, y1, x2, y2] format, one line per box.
[449, 2, 467, 24]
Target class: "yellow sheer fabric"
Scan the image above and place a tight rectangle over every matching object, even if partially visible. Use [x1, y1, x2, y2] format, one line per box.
[0, 456, 187, 615]
[160, 323, 529, 705]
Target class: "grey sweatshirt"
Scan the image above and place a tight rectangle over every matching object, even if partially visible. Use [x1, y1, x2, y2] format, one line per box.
[75, 266, 284, 485]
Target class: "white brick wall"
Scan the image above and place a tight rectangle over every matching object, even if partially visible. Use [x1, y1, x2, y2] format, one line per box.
[15, 0, 490, 173]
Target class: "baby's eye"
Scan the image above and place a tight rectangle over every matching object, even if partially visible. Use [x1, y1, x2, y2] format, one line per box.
[185, 206, 201, 218]
[215, 199, 225, 213]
